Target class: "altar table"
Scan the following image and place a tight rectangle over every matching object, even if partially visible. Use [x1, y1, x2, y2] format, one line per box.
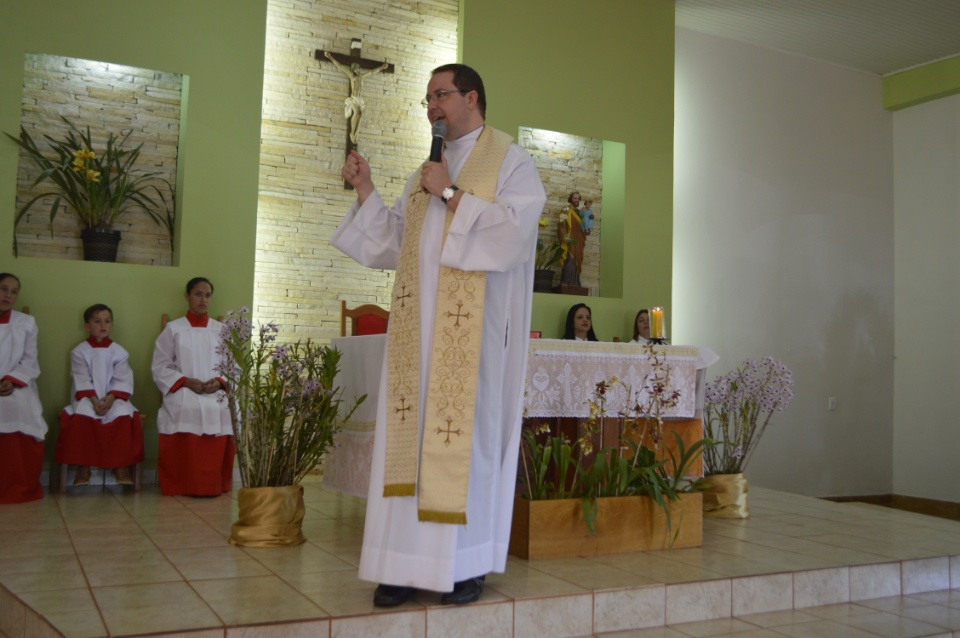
[322, 336, 718, 497]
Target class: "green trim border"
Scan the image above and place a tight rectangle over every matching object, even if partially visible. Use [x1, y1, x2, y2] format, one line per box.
[883, 55, 960, 111]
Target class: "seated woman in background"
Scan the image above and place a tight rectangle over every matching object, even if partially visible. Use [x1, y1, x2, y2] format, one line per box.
[152, 277, 233, 497]
[0, 273, 47, 503]
[630, 308, 650, 344]
[562, 303, 598, 341]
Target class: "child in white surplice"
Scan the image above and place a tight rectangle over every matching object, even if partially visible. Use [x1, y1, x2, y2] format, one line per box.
[56, 304, 143, 486]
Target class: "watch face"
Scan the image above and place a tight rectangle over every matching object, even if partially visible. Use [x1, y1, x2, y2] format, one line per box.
[442, 187, 455, 200]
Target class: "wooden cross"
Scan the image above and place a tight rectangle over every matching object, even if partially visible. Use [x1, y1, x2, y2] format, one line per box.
[394, 396, 411, 421]
[395, 284, 412, 308]
[315, 38, 395, 190]
[444, 301, 473, 327]
[434, 417, 462, 447]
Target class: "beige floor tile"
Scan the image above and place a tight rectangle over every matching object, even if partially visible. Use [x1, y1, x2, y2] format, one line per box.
[898, 604, 960, 631]
[78, 548, 182, 587]
[668, 617, 760, 637]
[148, 526, 229, 550]
[192, 575, 327, 625]
[241, 542, 356, 576]
[665, 580, 731, 625]
[840, 610, 952, 638]
[69, 527, 159, 554]
[227, 619, 332, 637]
[330, 609, 425, 638]
[425, 600, 513, 638]
[596, 628, 689, 637]
[0, 529, 75, 559]
[163, 545, 272, 580]
[514, 593, 593, 638]
[93, 581, 222, 635]
[734, 609, 821, 628]
[769, 618, 882, 637]
[18, 588, 106, 638]
[593, 585, 667, 633]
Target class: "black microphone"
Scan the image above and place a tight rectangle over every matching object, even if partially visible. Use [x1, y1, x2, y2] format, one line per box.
[430, 120, 446, 162]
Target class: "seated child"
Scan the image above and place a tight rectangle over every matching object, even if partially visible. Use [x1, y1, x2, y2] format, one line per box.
[55, 304, 143, 486]
[581, 199, 595, 235]
[0, 273, 47, 503]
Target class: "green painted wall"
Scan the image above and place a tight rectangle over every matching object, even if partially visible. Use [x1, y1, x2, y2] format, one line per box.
[883, 55, 960, 111]
[461, 0, 675, 341]
[1, 0, 267, 468]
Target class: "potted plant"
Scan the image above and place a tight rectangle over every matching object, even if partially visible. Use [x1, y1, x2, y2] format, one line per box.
[533, 215, 568, 292]
[700, 356, 794, 518]
[4, 116, 174, 262]
[217, 307, 363, 547]
[512, 345, 707, 559]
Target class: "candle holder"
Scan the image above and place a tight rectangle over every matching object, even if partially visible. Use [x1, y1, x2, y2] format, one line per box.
[648, 337, 669, 345]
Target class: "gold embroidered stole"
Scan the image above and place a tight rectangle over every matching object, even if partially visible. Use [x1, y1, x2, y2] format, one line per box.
[382, 126, 513, 524]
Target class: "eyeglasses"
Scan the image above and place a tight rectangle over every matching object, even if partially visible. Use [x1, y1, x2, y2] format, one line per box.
[420, 89, 468, 108]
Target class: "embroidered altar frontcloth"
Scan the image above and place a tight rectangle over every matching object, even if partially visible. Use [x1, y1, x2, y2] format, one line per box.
[524, 340, 701, 419]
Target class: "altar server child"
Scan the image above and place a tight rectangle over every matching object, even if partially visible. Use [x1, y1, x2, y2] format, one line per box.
[152, 277, 233, 496]
[55, 304, 143, 486]
[0, 273, 47, 503]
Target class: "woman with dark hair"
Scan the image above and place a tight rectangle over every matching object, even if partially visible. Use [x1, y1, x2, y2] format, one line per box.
[630, 308, 650, 344]
[151, 277, 233, 496]
[0, 273, 46, 503]
[562, 303, 598, 341]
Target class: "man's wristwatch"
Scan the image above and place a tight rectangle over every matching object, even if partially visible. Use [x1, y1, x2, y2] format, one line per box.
[441, 185, 459, 204]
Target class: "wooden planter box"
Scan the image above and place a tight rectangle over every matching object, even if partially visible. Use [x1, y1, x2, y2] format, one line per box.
[509, 492, 702, 560]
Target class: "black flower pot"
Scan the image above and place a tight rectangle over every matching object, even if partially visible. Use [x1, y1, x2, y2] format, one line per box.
[533, 269, 554, 293]
[80, 228, 122, 263]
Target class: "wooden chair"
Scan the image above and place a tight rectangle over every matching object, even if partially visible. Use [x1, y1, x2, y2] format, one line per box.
[340, 300, 389, 337]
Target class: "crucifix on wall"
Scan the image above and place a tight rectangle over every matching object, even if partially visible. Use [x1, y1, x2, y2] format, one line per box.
[315, 38, 394, 189]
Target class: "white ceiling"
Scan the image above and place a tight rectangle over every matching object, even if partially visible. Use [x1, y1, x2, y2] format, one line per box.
[674, 0, 960, 76]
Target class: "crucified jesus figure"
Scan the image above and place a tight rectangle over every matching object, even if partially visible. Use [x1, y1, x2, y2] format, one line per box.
[325, 51, 389, 146]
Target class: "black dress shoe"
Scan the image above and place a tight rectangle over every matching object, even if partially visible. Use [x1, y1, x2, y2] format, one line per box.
[440, 575, 485, 605]
[373, 584, 416, 607]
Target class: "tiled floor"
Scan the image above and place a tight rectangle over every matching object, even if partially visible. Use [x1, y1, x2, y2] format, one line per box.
[0, 477, 958, 637]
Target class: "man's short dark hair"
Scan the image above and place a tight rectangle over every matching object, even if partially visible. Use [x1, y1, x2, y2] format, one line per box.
[432, 63, 487, 118]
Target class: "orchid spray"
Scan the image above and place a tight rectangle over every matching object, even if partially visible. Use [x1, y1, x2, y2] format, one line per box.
[702, 357, 794, 475]
[216, 307, 362, 488]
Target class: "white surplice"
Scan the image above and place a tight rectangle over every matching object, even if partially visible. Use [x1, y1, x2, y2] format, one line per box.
[331, 126, 546, 592]
[151, 317, 231, 436]
[0, 311, 46, 441]
[63, 340, 138, 423]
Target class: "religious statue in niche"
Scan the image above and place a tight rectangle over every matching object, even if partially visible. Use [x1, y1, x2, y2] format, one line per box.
[557, 190, 587, 288]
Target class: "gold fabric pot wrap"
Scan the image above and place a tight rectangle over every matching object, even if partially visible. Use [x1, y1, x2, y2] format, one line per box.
[229, 485, 306, 547]
[702, 473, 749, 519]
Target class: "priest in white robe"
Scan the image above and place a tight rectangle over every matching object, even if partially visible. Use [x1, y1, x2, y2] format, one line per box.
[331, 63, 545, 606]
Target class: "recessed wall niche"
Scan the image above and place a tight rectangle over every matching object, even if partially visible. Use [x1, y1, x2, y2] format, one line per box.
[10, 53, 182, 265]
[520, 126, 604, 296]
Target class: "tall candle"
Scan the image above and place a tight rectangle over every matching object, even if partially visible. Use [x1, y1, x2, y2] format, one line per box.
[651, 307, 664, 339]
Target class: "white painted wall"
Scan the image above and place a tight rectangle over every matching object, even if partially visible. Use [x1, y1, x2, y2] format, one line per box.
[892, 93, 960, 502]
[673, 28, 895, 496]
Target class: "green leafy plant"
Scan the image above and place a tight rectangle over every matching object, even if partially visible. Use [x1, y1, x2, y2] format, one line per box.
[216, 307, 364, 488]
[5, 116, 175, 250]
[519, 344, 709, 535]
[534, 214, 576, 270]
